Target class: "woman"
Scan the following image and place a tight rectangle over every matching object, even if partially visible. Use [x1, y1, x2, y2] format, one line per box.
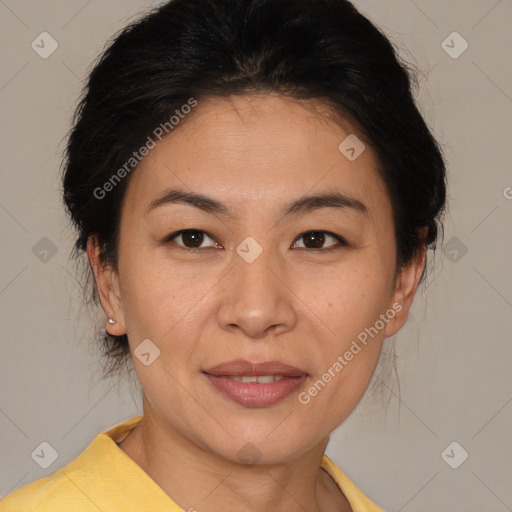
[1, 0, 446, 510]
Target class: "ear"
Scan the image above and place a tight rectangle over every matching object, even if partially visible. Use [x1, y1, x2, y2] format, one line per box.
[383, 228, 428, 339]
[86, 234, 126, 336]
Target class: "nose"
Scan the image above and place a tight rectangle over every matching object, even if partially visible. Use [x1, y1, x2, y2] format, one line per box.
[216, 245, 298, 339]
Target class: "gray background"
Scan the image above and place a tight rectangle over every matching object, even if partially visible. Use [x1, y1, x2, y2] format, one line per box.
[1, 1, 511, 511]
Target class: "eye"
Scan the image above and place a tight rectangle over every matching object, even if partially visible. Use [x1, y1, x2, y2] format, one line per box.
[292, 231, 346, 251]
[165, 229, 222, 250]
[164, 229, 346, 251]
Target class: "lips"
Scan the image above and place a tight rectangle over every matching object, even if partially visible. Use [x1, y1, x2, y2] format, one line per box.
[203, 359, 307, 377]
[202, 359, 308, 408]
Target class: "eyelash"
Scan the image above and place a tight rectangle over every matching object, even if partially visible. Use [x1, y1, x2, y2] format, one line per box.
[162, 229, 348, 252]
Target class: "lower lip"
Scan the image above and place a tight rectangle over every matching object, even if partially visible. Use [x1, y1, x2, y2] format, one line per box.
[203, 374, 308, 408]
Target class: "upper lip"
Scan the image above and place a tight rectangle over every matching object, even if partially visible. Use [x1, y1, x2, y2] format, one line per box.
[203, 359, 308, 377]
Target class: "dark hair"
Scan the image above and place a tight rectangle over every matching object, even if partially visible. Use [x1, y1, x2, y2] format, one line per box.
[62, 0, 447, 379]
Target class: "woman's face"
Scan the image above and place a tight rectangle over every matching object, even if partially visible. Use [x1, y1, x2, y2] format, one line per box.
[92, 93, 423, 464]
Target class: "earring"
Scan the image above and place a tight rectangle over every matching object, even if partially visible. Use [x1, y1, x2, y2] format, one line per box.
[108, 318, 116, 324]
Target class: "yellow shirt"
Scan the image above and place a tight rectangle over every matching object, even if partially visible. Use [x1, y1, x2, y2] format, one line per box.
[1, 416, 385, 512]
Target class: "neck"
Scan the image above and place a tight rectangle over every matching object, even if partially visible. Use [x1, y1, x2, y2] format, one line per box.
[117, 403, 351, 512]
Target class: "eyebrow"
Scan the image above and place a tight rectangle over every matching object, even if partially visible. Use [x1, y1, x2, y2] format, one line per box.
[145, 188, 368, 218]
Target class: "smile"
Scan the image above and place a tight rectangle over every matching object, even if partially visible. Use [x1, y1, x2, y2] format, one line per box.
[202, 359, 308, 408]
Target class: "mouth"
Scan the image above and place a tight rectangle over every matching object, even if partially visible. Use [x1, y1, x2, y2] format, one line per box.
[202, 359, 308, 408]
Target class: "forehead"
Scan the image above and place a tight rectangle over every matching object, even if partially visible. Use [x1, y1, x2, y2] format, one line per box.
[123, 93, 391, 223]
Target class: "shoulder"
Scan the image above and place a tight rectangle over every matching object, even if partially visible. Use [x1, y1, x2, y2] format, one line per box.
[1, 416, 149, 512]
[0, 468, 97, 512]
[0, 430, 117, 512]
[321, 454, 386, 512]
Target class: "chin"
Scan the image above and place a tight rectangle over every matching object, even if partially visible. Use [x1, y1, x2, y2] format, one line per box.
[198, 422, 319, 467]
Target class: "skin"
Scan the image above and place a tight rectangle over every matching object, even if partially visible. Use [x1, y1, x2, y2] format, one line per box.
[87, 93, 426, 512]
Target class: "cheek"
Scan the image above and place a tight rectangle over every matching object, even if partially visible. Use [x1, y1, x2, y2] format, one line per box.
[296, 252, 393, 337]
[118, 250, 216, 352]
[116, 252, 166, 343]
[293, 254, 392, 408]
[296, 300, 388, 431]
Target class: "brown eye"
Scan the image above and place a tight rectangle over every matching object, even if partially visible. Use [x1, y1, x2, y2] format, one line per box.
[293, 231, 345, 250]
[167, 229, 219, 249]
